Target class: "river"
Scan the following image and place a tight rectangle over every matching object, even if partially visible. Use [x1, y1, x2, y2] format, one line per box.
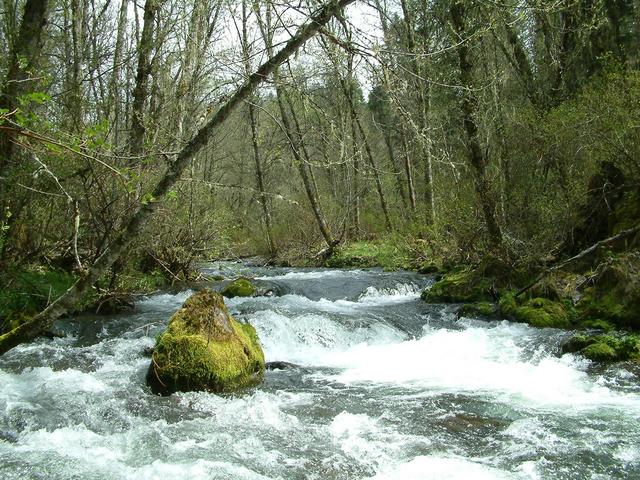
[1, 264, 639, 479]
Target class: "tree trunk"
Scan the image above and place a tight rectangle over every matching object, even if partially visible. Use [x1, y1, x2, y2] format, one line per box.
[0, 0, 355, 356]
[348, 93, 392, 232]
[129, 0, 158, 158]
[400, 0, 435, 224]
[280, 86, 335, 248]
[242, 0, 276, 257]
[107, 0, 129, 148]
[385, 132, 408, 210]
[255, 3, 335, 249]
[450, 0, 503, 250]
[69, 0, 85, 131]
[400, 125, 417, 213]
[0, 0, 50, 179]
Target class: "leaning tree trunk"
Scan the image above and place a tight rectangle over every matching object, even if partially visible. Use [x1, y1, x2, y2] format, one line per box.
[0, 0, 355, 356]
[450, 0, 503, 250]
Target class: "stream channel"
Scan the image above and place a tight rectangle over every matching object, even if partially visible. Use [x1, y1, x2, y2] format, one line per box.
[1, 263, 639, 479]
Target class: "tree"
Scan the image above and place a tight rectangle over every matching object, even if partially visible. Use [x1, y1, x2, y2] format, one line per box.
[0, 0, 356, 355]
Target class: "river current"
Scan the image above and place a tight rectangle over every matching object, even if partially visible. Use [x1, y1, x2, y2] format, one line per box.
[1, 264, 639, 479]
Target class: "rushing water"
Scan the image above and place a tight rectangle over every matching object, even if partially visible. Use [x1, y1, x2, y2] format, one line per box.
[1, 264, 639, 479]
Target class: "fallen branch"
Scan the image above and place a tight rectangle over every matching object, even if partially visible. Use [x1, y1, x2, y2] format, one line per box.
[516, 223, 640, 297]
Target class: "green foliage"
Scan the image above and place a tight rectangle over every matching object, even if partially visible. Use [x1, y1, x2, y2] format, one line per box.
[111, 269, 168, 294]
[325, 236, 414, 270]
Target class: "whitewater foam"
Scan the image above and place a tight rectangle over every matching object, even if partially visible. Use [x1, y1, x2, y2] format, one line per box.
[247, 309, 406, 364]
[369, 455, 516, 480]
[255, 270, 366, 280]
[227, 282, 421, 315]
[315, 323, 640, 411]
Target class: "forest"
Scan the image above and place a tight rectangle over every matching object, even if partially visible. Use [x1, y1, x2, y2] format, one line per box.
[1, 0, 640, 477]
[1, 0, 640, 349]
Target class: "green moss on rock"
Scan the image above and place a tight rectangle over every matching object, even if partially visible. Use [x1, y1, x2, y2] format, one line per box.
[422, 269, 495, 303]
[147, 289, 265, 395]
[577, 253, 640, 330]
[457, 302, 499, 318]
[561, 332, 640, 362]
[581, 342, 618, 361]
[499, 293, 573, 329]
[221, 278, 257, 298]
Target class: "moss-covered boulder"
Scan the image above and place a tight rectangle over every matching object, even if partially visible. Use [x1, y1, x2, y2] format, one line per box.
[422, 269, 495, 303]
[221, 278, 257, 298]
[146, 289, 264, 395]
[500, 294, 574, 329]
[561, 333, 640, 362]
[577, 253, 640, 330]
[457, 302, 499, 319]
[421, 254, 522, 304]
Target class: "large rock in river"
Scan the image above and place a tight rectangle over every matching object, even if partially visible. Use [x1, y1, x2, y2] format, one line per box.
[146, 289, 265, 395]
[221, 277, 257, 298]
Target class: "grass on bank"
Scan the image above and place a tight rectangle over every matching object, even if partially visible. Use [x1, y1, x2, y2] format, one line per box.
[0, 266, 171, 334]
[325, 236, 420, 270]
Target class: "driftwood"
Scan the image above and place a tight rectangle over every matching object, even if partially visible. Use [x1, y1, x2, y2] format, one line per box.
[516, 223, 640, 297]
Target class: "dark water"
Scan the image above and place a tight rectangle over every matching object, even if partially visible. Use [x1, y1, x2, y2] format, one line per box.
[1, 263, 639, 479]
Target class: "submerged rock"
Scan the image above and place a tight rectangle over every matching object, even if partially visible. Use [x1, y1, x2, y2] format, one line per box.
[146, 289, 264, 395]
[221, 277, 257, 298]
[0, 430, 18, 444]
[265, 361, 299, 370]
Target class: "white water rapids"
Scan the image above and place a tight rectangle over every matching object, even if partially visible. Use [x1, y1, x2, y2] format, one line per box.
[0, 265, 639, 479]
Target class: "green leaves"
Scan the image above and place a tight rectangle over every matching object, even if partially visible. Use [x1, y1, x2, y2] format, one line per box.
[18, 91, 50, 106]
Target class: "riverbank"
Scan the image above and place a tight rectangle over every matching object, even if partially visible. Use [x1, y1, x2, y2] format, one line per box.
[0, 266, 173, 336]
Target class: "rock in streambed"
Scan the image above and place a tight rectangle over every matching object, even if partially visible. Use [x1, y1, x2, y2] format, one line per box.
[146, 289, 264, 395]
